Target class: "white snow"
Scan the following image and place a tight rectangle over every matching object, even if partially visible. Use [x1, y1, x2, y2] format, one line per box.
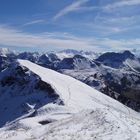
[124, 59, 140, 74]
[56, 52, 74, 60]
[17, 60, 135, 114]
[0, 59, 140, 140]
[0, 48, 15, 56]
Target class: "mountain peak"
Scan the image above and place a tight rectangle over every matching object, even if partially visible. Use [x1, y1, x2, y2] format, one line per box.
[0, 48, 15, 56]
[96, 50, 135, 68]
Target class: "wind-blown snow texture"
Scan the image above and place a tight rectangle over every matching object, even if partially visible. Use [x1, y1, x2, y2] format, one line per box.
[0, 60, 140, 140]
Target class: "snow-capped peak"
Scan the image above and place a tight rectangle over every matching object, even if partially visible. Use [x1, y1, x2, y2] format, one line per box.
[0, 48, 15, 56]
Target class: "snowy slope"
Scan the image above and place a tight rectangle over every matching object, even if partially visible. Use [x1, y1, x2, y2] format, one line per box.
[124, 59, 140, 73]
[0, 60, 140, 140]
[17, 60, 134, 113]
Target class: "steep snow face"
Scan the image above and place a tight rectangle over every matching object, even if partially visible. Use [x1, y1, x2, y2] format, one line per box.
[18, 60, 132, 113]
[1, 60, 140, 140]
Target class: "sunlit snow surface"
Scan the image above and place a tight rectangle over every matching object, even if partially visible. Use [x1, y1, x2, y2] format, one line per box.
[0, 60, 140, 140]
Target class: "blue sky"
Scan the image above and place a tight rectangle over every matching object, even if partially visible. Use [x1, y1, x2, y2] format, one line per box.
[0, 0, 140, 52]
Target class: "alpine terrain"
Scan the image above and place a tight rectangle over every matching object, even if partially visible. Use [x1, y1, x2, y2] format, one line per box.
[0, 59, 140, 139]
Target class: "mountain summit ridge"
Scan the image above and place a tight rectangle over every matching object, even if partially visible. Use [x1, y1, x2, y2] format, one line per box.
[0, 59, 140, 139]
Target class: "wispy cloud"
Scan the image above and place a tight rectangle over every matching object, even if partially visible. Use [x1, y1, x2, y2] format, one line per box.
[53, 0, 90, 20]
[66, 0, 140, 14]
[98, 0, 140, 11]
[78, 0, 140, 13]
[0, 25, 93, 50]
[104, 0, 140, 10]
[90, 14, 140, 29]
[52, 0, 140, 33]
[0, 25, 140, 52]
[23, 19, 45, 26]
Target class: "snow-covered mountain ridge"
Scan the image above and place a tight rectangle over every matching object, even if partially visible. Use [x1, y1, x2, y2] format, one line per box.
[0, 60, 140, 139]
[17, 60, 131, 112]
[1, 48, 140, 111]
